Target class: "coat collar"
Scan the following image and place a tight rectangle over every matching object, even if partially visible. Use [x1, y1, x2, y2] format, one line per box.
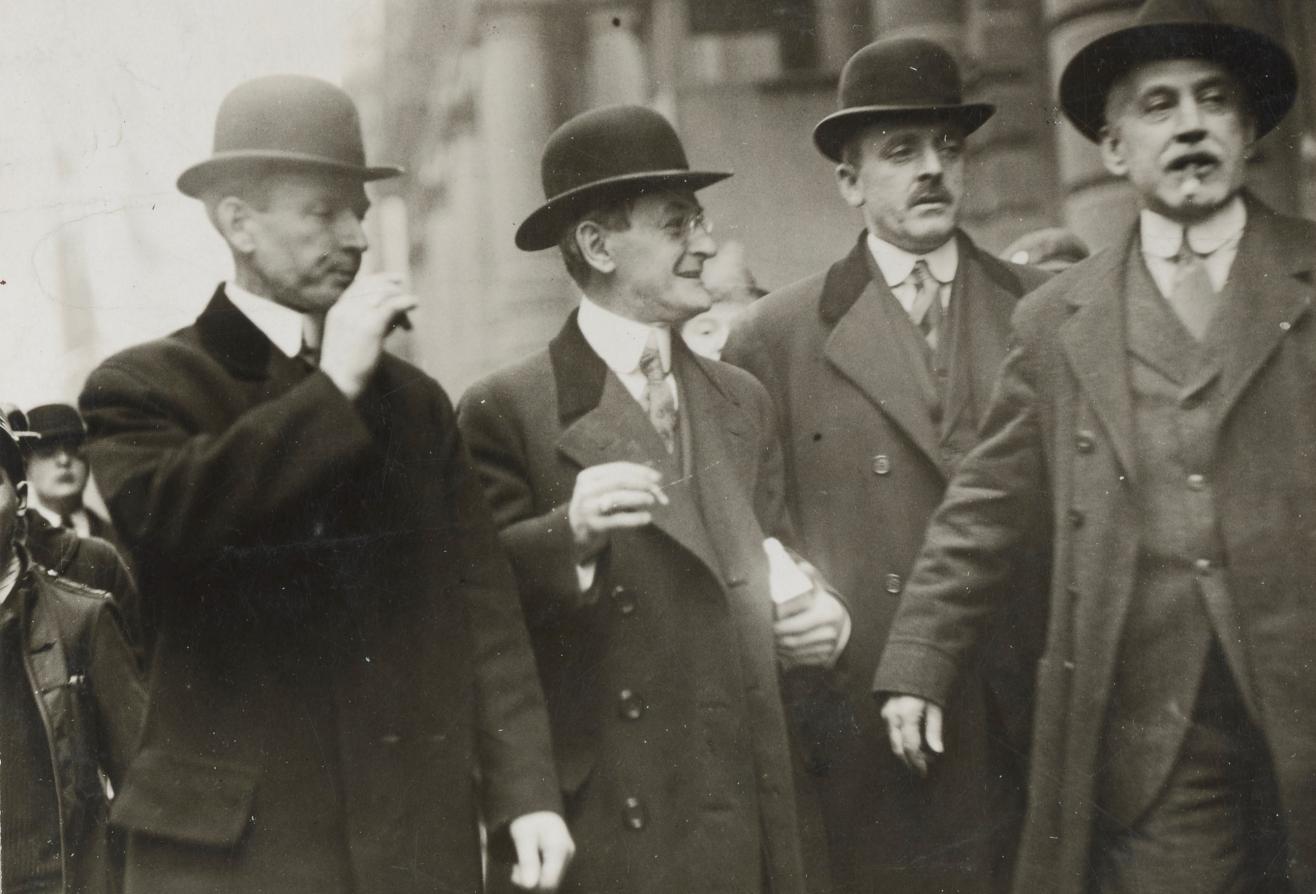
[194, 284, 282, 381]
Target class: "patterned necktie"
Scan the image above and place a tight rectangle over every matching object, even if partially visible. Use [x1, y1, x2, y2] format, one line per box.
[1166, 238, 1220, 341]
[908, 259, 944, 351]
[638, 333, 677, 454]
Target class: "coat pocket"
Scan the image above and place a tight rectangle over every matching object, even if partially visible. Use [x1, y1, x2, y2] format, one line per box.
[109, 747, 258, 848]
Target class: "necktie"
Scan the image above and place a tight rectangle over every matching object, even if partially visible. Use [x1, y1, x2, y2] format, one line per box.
[1166, 239, 1220, 341]
[59, 513, 75, 530]
[908, 259, 944, 351]
[638, 333, 677, 454]
[296, 339, 320, 370]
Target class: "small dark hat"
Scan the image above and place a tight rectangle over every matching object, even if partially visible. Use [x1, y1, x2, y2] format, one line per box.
[516, 105, 731, 252]
[178, 74, 402, 198]
[25, 404, 87, 445]
[813, 37, 995, 163]
[1060, 0, 1297, 142]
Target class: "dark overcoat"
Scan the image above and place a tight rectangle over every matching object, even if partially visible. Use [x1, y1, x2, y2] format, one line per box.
[723, 231, 1049, 893]
[875, 199, 1316, 891]
[79, 287, 560, 894]
[458, 313, 808, 894]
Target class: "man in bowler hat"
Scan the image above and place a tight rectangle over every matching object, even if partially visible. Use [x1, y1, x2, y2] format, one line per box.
[79, 75, 572, 893]
[23, 403, 125, 555]
[458, 104, 850, 894]
[722, 36, 1049, 893]
[876, 1, 1313, 890]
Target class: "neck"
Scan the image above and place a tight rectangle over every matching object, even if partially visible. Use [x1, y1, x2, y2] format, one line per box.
[37, 494, 80, 517]
[584, 287, 670, 327]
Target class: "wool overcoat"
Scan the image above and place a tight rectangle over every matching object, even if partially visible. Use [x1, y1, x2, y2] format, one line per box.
[723, 231, 1049, 893]
[875, 199, 1316, 891]
[79, 287, 560, 894]
[458, 312, 808, 894]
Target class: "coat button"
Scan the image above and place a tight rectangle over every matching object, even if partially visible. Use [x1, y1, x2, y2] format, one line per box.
[45, 567, 59, 577]
[872, 454, 891, 476]
[884, 573, 903, 595]
[621, 796, 647, 831]
[1067, 509, 1085, 528]
[612, 586, 637, 616]
[1075, 431, 1096, 454]
[1194, 558, 1213, 574]
[618, 689, 644, 721]
[1187, 473, 1206, 491]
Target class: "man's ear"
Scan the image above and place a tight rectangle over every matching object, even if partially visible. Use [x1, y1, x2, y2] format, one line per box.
[15, 480, 27, 515]
[576, 220, 617, 275]
[835, 162, 864, 209]
[214, 196, 259, 255]
[1099, 124, 1129, 178]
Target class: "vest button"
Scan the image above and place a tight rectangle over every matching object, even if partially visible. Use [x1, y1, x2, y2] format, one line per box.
[872, 454, 891, 476]
[612, 586, 637, 616]
[1074, 431, 1096, 454]
[621, 797, 647, 831]
[618, 689, 644, 721]
[884, 573, 903, 595]
[1187, 473, 1206, 491]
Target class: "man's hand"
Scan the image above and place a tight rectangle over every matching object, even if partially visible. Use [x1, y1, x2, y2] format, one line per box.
[319, 272, 418, 399]
[568, 462, 668, 566]
[774, 586, 849, 669]
[507, 811, 575, 892]
[880, 695, 944, 777]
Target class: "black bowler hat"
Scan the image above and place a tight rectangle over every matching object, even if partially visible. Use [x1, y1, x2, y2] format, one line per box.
[1060, 0, 1297, 142]
[515, 105, 731, 252]
[25, 404, 87, 445]
[178, 75, 403, 198]
[813, 37, 994, 163]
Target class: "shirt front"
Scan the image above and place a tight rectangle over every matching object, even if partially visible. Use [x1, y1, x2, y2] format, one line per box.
[867, 232, 959, 315]
[1139, 195, 1246, 297]
[30, 502, 92, 539]
[226, 281, 322, 357]
[576, 295, 679, 410]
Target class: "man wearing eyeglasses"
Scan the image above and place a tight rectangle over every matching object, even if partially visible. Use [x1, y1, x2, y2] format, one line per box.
[459, 105, 849, 894]
[722, 37, 1050, 894]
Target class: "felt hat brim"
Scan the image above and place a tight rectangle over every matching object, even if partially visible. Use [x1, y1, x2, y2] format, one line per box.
[1060, 22, 1297, 142]
[813, 102, 995, 163]
[178, 151, 404, 198]
[515, 169, 731, 252]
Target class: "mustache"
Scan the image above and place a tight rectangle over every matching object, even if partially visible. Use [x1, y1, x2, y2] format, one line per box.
[1166, 151, 1219, 172]
[909, 186, 953, 207]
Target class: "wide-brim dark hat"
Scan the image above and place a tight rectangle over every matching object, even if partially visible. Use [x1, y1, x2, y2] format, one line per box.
[516, 105, 731, 252]
[1060, 0, 1297, 142]
[813, 37, 995, 163]
[178, 74, 402, 198]
[25, 403, 87, 445]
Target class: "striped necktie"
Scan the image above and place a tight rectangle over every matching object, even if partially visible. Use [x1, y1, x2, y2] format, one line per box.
[638, 333, 677, 454]
[908, 259, 944, 350]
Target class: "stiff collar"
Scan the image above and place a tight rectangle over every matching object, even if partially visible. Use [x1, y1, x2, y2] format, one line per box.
[29, 501, 84, 531]
[866, 232, 959, 287]
[0, 551, 20, 606]
[1140, 195, 1247, 259]
[577, 295, 672, 376]
[225, 281, 318, 358]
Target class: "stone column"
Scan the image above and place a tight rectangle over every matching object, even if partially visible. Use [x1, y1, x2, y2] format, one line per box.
[870, 0, 964, 53]
[582, 3, 648, 107]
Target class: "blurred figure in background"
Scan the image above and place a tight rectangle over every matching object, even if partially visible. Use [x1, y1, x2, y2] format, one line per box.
[682, 239, 767, 360]
[24, 403, 125, 554]
[1001, 227, 1091, 273]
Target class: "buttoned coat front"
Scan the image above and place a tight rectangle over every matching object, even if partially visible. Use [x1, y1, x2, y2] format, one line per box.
[875, 199, 1316, 892]
[723, 232, 1048, 893]
[79, 288, 560, 894]
[458, 313, 807, 894]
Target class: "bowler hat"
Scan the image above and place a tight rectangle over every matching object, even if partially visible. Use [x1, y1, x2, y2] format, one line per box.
[178, 75, 402, 198]
[813, 37, 994, 163]
[516, 105, 731, 252]
[26, 404, 87, 445]
[1060, 0, 1297, 142]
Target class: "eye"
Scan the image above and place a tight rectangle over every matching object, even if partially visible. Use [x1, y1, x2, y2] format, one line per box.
[1198, 88, 1229, 111]
[936, 136, 964, 158]
[883, 142, 916, 162]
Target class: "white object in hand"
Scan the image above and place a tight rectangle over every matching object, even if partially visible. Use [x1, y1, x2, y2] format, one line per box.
[764, 537, 816, 619]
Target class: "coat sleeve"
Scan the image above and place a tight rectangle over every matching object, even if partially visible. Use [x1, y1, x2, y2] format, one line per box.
[87, 600, 147, 790]
[872, 311, 1052, 707]
[80, 357, 375, 580]
[457, 377, 584, 627]
[433, 386, 563, 829]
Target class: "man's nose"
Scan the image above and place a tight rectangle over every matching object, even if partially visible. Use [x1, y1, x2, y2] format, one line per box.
[337, 211, 369, 252]
[917, 143, 945, 179]
[1173, 97, 1208, 141]
[687, 223, 717, 259]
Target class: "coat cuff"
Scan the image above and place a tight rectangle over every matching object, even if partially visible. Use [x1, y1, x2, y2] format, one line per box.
[871, 640, 960, 707]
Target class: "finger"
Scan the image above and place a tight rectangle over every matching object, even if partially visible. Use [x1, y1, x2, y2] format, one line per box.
[925, 704, 945, 755]
[512, 836, 542, 891]
[885, 712, 909, 764]
[590, 510, 653, 531]
[595, 489, 661, 514]
[898, 710, 927, 775]
[538, 837, 570, 891]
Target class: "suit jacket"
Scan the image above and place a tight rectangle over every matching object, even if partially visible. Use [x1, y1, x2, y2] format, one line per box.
[458, 312, 807, 894]
[79, 287, 560, 894]
[875, 197, 1316, 892]
[723, 230, 1049, 893]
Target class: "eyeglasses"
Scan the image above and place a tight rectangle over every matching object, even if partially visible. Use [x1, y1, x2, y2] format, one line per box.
[663, 209, 713, 242]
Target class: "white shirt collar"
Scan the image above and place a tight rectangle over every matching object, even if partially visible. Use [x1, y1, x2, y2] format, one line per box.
[1140, 195, 1247, 259]
[225, 281, 315, 359]
[577, 296, 672, 375]
[30, 501, 85, 532]
[866, 232, 959, 287]
[0, 552, 21, 606]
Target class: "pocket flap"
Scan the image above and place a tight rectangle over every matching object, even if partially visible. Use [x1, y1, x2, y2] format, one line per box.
[110, 748, 258, 848]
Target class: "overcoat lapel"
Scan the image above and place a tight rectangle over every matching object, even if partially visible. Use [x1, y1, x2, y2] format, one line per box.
[551, 313, 724, 581]
[1059, 236, 1138, 482]
[1216, 199, 1314, 420]
[194, 285, 315, 396]
[821, 239, 941, 466]
[943, 237, 1019, 439]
